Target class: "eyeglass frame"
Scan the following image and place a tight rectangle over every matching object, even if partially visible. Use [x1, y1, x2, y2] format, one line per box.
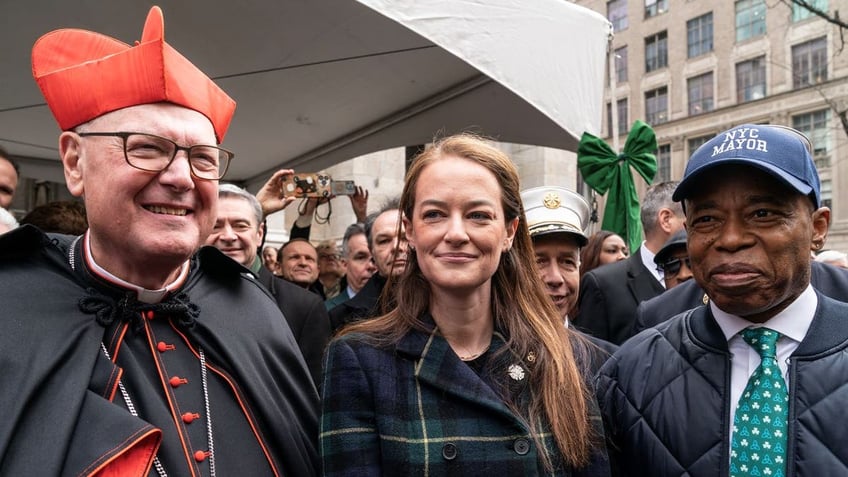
[76, 131, 234, 180]
[657, 256, 692, 277]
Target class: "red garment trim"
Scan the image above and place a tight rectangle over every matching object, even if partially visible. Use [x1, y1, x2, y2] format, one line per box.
[172, 325, 283, 477]
[143, 317, 202, 477]
[104, 367, 122, 402]
[82, 427, 161, 477]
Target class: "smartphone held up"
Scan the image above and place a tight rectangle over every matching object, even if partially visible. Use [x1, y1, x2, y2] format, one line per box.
[281, 172, 356, 198]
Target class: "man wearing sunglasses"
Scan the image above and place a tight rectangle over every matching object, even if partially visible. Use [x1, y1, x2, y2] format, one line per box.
[0, 7, 318, 476]
[653, 229, 692, 290]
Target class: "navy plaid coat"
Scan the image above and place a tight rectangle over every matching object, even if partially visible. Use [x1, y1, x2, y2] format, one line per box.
[320, 319, 610, 476]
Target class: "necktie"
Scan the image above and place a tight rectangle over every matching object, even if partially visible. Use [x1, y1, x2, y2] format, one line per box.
[730, 327, 788, 477]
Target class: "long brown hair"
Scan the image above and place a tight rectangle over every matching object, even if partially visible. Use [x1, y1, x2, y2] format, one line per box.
[341, 133, 596, 468]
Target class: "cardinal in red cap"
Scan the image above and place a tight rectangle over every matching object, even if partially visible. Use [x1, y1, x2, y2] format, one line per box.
[0, 7, 319, 476]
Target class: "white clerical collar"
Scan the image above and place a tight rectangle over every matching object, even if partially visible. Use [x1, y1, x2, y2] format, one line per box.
[712, 284, 816, 345]
[83, 232, 190, 303]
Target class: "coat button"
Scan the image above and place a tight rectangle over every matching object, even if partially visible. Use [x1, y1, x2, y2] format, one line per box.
[442, 442, 458, 460]
[513, 438, 530, 455]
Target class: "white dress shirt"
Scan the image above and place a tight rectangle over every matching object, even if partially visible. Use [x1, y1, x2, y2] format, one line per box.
[639, 241, 664, 287]
[712, 284, 817, 448]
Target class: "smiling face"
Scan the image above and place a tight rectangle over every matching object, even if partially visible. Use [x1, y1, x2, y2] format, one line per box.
[60, 103, 219, 288]
[532, 233, 581, 320]
[404, 155, 518, 299]
[685, 165, 829, 323]
[279, 240, 319, 287]
[205, 196, 262, 267]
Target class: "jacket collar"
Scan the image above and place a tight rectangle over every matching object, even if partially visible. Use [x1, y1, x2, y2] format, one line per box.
[688, 290, 848, 356]
[395, 315, 520, 420]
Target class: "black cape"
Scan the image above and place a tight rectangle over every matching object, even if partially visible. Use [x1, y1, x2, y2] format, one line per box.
[0, 226, 319, 476]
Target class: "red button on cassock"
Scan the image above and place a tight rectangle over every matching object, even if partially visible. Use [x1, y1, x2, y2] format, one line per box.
[182, 412, 200, 424]
[194, 450, 210, 462]
[169, 376, 188, 387]
[157, 341, 175, 352]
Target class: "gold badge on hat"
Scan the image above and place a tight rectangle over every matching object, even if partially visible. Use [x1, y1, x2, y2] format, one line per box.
[543, 192, 561, 210]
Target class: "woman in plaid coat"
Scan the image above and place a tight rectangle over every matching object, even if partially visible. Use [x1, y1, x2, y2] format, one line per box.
[320, 134, 610, 476]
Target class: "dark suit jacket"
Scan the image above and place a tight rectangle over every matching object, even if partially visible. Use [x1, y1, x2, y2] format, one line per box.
[257, 267, 331, 389]
[321, 320, 611, 476]
[573, 248, 664, 345]
[328, 273, 387, 333]
[633, 260, 848, 335]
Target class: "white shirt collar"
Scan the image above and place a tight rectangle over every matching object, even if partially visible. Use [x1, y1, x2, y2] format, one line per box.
[83, 232, 190, 304]
[712, 284, 817, 344]
[639, 240, 664, 287]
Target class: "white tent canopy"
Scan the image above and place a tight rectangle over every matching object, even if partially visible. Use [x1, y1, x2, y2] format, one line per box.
[0, 0, 611, 191]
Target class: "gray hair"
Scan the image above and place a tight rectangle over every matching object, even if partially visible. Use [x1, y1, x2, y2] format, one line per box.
[641, 181, 682, 237]
[341, 222, 367, 257]
[365, 196, 401, 250]
[218, 183, 263, 226]
[0, 207, 18, 232]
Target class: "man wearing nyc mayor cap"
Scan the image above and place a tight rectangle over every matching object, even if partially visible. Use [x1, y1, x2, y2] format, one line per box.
[597, 124, 848, 476]
[522, 186, 617, 374]
[0, 7, 318, 476]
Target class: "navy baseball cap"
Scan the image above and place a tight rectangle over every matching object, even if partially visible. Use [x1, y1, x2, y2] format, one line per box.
[673, 124, 821, 208]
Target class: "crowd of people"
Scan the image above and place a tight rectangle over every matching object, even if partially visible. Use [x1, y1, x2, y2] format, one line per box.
[2, 6, 848, 477]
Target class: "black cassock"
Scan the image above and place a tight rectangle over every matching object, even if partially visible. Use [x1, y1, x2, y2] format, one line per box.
[0, 226, 319, 476]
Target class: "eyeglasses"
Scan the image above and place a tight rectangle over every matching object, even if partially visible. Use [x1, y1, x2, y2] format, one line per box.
[318, 254, 340, 261]
[77, 132, 234, 180]
[658, 257, 692, 277]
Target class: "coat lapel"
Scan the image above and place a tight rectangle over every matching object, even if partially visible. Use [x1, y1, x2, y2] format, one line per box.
[625, 248, 664, 303]
[396, 325, 520, 420]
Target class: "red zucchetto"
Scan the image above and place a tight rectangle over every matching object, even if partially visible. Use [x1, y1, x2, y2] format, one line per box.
[31, 6, 236, 143]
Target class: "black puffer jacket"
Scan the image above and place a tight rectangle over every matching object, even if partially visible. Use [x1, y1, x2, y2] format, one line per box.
[597, 292, 848, 477]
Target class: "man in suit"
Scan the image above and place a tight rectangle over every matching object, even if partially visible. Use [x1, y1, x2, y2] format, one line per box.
[573, 181, 684, 344]
[598, 124, 848, 476]
[329, 199, 407, 332]
[521, 186, 618, 373]
[325, 222, 377, 311]
[206, 184, 331, 388]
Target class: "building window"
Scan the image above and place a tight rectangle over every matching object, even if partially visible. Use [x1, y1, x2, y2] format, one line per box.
[821, 179, 832, 210]
[615, 46, 628, 83]
[645, 0, 668, 18]
[645, 87, 668, 125]
[793, 0, 828, 22]
[736, 56, 766, 103]
[607, 99, 630, 136]
[608, 0, 628, 32]
[687, 12, 713, 58]
[688, 72, 714, 116]
[792, 37, 828, 88]
[793, 109, 831, 169]
[688, 135, 712, 156]
[736, 0, 766, 42]
[656, 144, 671, 182]
[645, 31, 668, 73]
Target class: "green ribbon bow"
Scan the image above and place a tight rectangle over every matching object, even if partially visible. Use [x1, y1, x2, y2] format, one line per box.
[577, 120, 658, 253]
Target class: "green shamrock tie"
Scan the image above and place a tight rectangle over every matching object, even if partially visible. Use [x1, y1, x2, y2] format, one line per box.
[730, 327, 788, 477]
